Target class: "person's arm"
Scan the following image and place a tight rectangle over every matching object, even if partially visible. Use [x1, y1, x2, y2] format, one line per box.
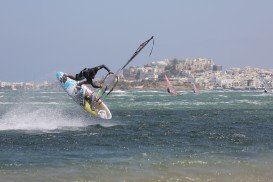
[77, 80, 88, 86]
[77, 79, 102, 88]
[90, 79, 102, 88]
[67, 68, 88, 81]
[97, 64, 111, 73]
[66, 74, 76, 80]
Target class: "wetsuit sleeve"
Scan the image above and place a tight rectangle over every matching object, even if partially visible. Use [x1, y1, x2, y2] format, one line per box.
[90, 79, 101, 88]
[75, 68, 87, 81]
[97, 64, 111, 73]
[78, 79, 101, 88]
[77, 80, 88, 86]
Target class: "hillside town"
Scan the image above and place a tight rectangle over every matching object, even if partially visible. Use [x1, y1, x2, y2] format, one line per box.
[120, 58, 273, 91]
[1, 58, 273, 91]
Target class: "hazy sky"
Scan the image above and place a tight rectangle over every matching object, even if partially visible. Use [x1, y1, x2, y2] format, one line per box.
[1, 0, 273, 82]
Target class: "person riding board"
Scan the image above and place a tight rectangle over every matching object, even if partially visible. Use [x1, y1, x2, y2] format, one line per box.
[66, 64, 112, 88]
[66, 64, 113, 110]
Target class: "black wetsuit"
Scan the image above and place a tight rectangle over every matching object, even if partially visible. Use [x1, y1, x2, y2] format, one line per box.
[75, 64, 111, 88]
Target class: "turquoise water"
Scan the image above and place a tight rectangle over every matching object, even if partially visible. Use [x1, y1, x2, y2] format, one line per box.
[0, 90, 273, 181]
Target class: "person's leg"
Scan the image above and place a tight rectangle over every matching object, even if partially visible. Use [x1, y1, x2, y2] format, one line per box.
[84, 87, 97, 111]
[66, 74, 76, 80]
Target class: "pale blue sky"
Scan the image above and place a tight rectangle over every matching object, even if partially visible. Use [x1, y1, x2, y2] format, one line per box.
[1, 0, 273, 82]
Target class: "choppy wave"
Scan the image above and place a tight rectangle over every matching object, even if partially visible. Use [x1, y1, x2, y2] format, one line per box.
[218, 94, 228, 98]
[135, 90, 162, 93]
[40, 91, 63, 94]
[0, 101, 66, 105]
[24, 101, 62, 105]
[1, 89, 273, 181]
[111, 94, 129, 97]
[235, 99, 262, 105]
[0, 102, 13, 105]
[241, 93, 273, 97]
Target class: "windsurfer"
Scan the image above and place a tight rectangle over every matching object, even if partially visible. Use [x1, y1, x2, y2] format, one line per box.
[66, 65, 113, 110]
[66, 65, 113, 88]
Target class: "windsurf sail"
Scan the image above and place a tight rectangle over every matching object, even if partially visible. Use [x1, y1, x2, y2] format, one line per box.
[95, 73, 118, 101]
[260, 76, 271, 93]
[94, 36, 154, 101]
[186, 74, 198, 94]
[165, 74, 177, 96]
[191, 82, 198, 93]
[118, 36, 154, 72]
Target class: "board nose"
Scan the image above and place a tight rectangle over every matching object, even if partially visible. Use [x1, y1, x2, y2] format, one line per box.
[56, 72, 64, 81]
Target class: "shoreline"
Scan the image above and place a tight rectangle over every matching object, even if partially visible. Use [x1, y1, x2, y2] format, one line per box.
[0, 80, 270, 92]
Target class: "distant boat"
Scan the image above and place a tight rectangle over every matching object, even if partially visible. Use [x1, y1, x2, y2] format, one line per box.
[164, 74, 178, 96]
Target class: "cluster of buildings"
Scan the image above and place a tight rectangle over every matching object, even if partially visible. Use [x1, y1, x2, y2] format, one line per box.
[1, 58, 272, 91]
[121, 58, 273, 90]
[0, 81, 55, 90]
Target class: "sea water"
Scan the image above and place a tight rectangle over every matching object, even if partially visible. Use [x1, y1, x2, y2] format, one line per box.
[0, 89, 273, 181]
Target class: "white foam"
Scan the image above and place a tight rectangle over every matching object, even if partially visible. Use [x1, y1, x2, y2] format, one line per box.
[0, 101, 67, 105]
[0, 105, 118, 132]
[235, 99, 262, 105]
[40, 91, 62, 94]
[111, 90, 126, 93]
[135, 90, 161, 93]
[25, 102, 61, 105]
[141, 94, 157, 97]
[111, 94, 128, 97]
[0, 106, 89, 132]
[241, 94, 272, 97]
[0, 102, 14, 105]
[218, 95, 228, 98]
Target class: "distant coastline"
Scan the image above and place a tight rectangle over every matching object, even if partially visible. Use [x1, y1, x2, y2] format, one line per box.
[1, 58, 272, 91]
[0, 80, 268, 92]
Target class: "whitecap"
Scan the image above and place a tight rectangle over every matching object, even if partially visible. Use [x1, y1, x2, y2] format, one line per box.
[40, 91, 62, 94]
[232, 133, 246, 138]
[0, 102, 14, 105]
[111, 90, 126, 93]
[24, 102, 64, 105]
[235, 100, 262, 105]
[135, 90, 161, 93]
[172, 160, 208, 166]
[218, 95, 228, 98]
